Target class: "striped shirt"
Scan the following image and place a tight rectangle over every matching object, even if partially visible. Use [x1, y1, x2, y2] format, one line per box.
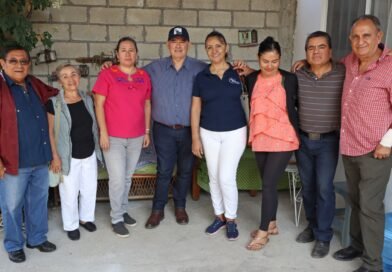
[340, 48, 392, 156]
[296, 62, 345, 133]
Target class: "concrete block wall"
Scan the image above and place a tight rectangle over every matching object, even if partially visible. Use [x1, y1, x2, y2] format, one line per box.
[29, 0, 297, 90]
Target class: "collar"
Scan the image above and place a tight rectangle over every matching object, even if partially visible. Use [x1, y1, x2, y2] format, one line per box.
[301, 60, 337, 78]
[202, 63, 233, 77]
[351, 46, 390, 66]
[165, 56, 189, 71]
[378, 46, 391, 62]
[3, 72, 31, 87]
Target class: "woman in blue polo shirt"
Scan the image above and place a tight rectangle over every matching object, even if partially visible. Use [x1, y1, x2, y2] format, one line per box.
[191, 31, 247, 241]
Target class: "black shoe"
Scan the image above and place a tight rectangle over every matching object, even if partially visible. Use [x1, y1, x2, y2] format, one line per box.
[8, 249, 26, 263]
[26, 240, 56, 252]
[296, 227, 315, 243]
[67, 229, 80, 240]
[311, 240, 330, 258]
[333, 246, 362, 261]
[112, 222, 129, 238]
[352, 265, 382, 272]
[123, 213, 137, 227]
[80, 222, 97, 232]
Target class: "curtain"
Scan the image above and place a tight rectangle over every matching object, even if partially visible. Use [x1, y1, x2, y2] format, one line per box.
[371, 0, 392, 47]
[326, 0, 366, 59]
[388, 4, 392, 47]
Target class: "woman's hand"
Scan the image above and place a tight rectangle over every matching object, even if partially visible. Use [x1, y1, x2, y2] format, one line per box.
[101, 61, 113, 71]
[50, 156, 62, 173]
[143, 134, 150, 148]
[232, 60, 254, 76]
[192, 139, 204, 159]
[100, 132, 110, 151]
[291, 59, 306, 72]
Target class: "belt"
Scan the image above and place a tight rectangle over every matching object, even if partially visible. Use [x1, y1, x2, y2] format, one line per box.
[300, 129, 339, 140]
[155, 122, 190, 130]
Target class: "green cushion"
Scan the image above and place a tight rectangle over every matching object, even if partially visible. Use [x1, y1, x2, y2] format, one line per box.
[98, 164, 158, 180]
[197, 147, 289, 192]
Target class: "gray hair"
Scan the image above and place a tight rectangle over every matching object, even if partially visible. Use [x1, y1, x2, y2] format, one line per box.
[55, 63, 81, 78]
[351, 15, 382, 32]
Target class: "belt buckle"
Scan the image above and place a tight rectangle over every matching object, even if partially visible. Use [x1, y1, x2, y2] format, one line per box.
[172, 124, 183, 129]
[308, 132, 321, 140]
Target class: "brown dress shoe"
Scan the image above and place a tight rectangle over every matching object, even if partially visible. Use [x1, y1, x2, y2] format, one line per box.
[175, 208, 189, 225]
[145, 210, 164, 229]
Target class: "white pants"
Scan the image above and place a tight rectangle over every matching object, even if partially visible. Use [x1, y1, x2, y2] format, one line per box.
[200, 126, 247, 219]
[59, 152, 97, 231]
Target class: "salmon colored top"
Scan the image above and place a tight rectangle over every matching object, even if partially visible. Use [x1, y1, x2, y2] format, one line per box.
[249, 73, 299, 152]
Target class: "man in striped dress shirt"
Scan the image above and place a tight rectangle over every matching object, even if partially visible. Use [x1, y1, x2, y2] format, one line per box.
[295, 31, 345, 258]
[332, 15, 392, 272]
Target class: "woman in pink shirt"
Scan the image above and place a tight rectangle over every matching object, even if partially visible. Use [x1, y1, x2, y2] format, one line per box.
[93, 37, 151, 238]
[245, 37, 300, 250]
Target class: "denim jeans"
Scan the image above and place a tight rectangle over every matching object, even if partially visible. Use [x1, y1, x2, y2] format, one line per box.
[104, 136, 143, 224]
[296, 132, 339, 242]
[152, 122, 194, 210]
[0, 164, 49, 252]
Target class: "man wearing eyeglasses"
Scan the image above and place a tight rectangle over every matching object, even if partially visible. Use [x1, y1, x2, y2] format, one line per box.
[294, 31, 345, 259]
[0, 45, 58, 263]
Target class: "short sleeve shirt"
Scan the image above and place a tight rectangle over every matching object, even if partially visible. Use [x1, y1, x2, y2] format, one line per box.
[143, 57, 206, 126]
[192, 65, 247, 132]
[93, 66, 151, 138]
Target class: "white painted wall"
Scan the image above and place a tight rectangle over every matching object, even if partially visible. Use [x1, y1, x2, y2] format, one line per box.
[292, 0, 328, 61]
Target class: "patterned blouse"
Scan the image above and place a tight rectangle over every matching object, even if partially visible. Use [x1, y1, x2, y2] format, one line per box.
[249, 73, 299, 152]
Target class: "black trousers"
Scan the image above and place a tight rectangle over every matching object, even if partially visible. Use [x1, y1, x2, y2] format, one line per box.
[255, 151, 293, 231]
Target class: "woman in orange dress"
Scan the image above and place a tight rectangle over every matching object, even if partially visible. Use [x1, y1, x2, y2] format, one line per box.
[246, 37, 300, 250]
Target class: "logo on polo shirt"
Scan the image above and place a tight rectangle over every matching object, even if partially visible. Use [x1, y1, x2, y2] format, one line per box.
[228, 77, 241, 85]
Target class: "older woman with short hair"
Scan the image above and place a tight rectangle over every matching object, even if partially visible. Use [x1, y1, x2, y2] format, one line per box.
[47, 64, 103, 241]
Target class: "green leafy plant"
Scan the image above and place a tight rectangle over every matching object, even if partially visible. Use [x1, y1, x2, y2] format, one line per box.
[0, 0, 57, 51]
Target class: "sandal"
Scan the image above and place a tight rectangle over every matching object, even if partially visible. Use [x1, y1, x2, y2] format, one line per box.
[250, 225, 279, 238]
[246, 234, 270, 251]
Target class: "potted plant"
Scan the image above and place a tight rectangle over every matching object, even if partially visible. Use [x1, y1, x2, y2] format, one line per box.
[0, 0, 61, 51]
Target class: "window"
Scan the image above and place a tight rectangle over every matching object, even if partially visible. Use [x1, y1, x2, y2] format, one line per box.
[326, 0, 392, 59]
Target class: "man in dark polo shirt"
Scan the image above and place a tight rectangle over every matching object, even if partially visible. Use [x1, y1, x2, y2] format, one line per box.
[0, 45, 58, 263]
[294, 31, 345, 258]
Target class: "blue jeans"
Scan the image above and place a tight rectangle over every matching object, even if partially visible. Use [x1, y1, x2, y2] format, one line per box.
[0, 165, 49, 252]
[152, 122, 194, 210]
[296, 132, 339, 242]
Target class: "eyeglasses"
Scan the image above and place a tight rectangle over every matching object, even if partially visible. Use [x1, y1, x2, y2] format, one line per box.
[5, 59, 30, 66]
